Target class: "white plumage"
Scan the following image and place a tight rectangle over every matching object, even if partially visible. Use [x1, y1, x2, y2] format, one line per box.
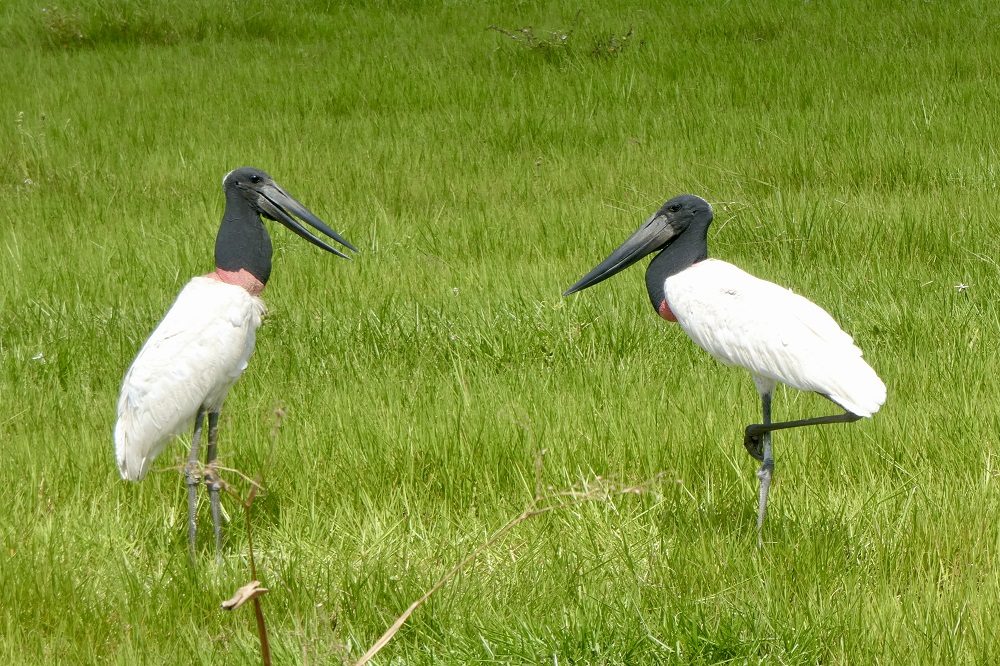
[664, 259, 886, 417]
[114, 277, 265, 481]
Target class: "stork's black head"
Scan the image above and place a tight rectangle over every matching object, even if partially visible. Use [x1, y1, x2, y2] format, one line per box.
[653, 194, 713, 239]
[222, 166, 358, 259]
[564, 194, 713, 296]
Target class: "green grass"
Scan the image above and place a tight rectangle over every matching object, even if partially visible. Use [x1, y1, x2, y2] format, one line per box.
[3, 0, 1000, 662]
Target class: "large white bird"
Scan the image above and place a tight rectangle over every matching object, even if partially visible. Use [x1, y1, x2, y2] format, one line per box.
[115, 167, 356, 553]
[564, 194, 885, 542]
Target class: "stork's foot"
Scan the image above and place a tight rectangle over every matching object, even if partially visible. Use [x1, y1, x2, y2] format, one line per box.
[743, 424, 766, 462]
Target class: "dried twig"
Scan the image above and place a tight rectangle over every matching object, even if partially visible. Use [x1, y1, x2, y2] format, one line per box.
[353, 471, 665, 666]
[215, 405, 285, 666]
[487, 11, 580, 51]
[221, 580, 269, 611]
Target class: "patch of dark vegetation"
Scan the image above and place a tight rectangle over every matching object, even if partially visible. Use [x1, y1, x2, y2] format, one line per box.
[38, 5, 179, 48]
[37, 6, 86, 48]
[488, 12, 641, 64]
[35, 4, 286, 49]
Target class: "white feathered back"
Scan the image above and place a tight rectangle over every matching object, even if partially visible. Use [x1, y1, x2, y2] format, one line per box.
[664, 259, 886, 416]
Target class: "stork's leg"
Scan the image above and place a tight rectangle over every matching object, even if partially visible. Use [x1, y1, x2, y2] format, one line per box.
[187, 407, 207, 557]
[205, 410, 223, 553]
[740, 387, 863, 545]
[744, 410, 862, 457]
[755, 392, 773, 546]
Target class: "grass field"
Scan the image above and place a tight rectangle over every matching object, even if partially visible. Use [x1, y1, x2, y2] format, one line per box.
[3, 0, 1000, 663]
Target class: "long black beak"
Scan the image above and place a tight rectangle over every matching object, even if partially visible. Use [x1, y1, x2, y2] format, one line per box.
[564, 213, 675, 296]
[256, 182, 358, 259]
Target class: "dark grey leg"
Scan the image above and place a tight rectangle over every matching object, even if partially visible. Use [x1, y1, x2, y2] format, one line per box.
[187, 407, 206, 557]
[744, 410, 862, 458]
[755, 392, 773, 546]
[743, 407, 862, 545]
[205, 411, 223, 553]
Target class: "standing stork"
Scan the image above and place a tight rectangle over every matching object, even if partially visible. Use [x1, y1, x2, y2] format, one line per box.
[114, 167, 356, 554]
[564, 195, 885, 542]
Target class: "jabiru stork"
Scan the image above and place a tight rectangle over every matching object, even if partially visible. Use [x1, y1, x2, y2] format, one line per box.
[114, 167, 356, 554]
[564, 194, 885, 542]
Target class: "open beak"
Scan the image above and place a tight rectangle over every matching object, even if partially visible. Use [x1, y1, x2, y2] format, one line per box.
[255, 182, 358, 259]
[563, 213, 675, 296]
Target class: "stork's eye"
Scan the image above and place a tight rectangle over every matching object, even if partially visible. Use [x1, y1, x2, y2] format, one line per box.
[250, 174, 263, 184]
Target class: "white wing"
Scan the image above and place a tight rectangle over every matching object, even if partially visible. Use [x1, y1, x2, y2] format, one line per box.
[664, 259, 886, 416]
[114, 277, 265, 481]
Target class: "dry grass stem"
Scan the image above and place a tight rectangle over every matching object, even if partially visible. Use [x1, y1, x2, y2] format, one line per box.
[353, 471, 666, 666]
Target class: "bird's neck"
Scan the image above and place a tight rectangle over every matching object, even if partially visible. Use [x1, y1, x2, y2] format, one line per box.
[214, 191, 272, 289]
[206, 267, 266, 296]
[645, 227, 709, 313]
